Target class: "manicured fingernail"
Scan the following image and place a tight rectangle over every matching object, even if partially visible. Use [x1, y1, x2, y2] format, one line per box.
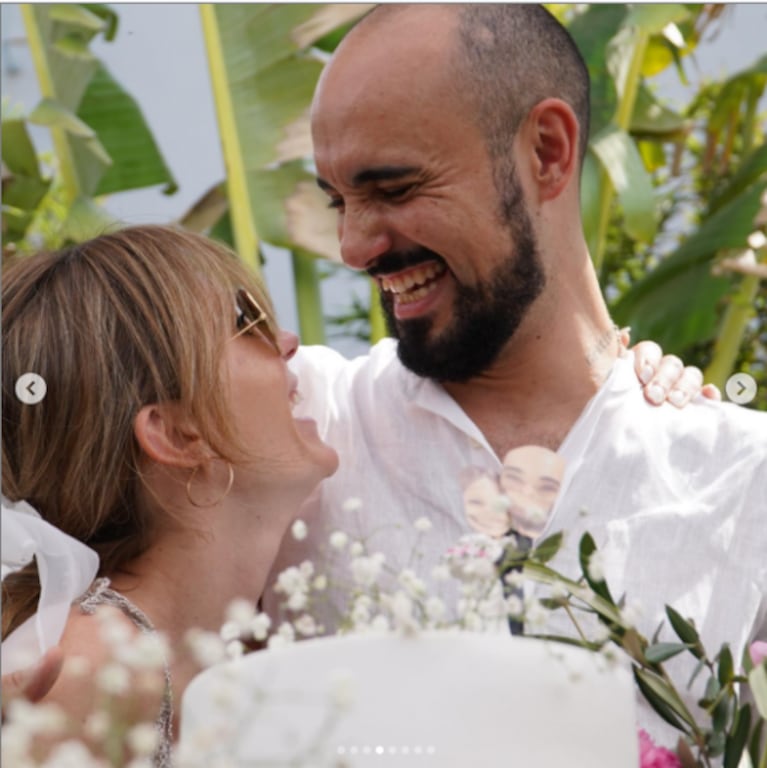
[669, 389, 686, 407]
[640, 364, 654, 384]
[647, 384, 665, 404]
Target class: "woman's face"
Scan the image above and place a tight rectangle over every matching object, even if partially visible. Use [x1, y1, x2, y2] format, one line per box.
[221, 302, 338, 496]
[463, 475, 509, 538]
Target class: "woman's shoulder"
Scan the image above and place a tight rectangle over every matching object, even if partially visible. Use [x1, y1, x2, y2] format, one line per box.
[37, 601, 166, 756]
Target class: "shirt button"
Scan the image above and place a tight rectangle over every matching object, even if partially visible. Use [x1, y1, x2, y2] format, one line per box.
[470, 438, 482, 450]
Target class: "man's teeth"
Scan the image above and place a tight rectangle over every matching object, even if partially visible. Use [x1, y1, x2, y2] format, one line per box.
[379, 262, 446, 298]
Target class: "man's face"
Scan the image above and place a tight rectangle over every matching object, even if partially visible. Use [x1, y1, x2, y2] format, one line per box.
[311, 12, 545, 381]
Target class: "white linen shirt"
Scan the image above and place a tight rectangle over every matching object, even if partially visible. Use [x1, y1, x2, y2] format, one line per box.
[266, 339, 767, 698]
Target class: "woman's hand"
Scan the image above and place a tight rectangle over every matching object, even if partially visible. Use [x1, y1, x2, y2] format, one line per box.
[628, 335, 721, 408]
[1, 646, 64, 708]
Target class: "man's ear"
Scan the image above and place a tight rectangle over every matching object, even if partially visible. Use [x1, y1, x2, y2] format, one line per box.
[134, 404, 206, 469]
[524, 98, 579, 202]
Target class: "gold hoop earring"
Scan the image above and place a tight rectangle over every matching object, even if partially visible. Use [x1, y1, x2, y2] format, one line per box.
[186, 462, 235, 508]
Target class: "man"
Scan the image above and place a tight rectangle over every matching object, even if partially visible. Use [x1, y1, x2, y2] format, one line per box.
[268, 3, 765, 697]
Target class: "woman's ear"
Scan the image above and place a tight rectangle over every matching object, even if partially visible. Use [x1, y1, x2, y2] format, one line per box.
[524, 98, 579, 202]
[134, 404, 205, 469]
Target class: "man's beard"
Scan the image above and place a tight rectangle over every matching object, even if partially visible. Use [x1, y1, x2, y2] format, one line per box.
[377, 181, 545, 383]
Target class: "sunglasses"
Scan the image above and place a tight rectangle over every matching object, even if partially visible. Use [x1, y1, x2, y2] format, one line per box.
[233, 288, 280, 354]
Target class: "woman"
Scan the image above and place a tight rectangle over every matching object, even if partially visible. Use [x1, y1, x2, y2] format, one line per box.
[1, 226, 338, 764]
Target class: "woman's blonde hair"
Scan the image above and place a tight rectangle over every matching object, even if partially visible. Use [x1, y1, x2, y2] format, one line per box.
[2, 225, 276, 637]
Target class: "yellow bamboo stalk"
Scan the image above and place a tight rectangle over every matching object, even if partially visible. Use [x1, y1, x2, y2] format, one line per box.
[199, 4, 261, 273]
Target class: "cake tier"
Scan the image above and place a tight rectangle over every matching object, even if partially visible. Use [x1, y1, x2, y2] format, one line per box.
[180, 632, 638, 766]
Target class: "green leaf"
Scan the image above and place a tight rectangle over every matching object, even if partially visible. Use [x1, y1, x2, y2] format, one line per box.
[48, 4, 107, 31]
[645, 642, 691, 664]
[531, 532, 564, 564]
[630, 84, 687, 138]
[724, 703, 752, 768]
[523, 560, 626, 628]
[708, 144, 767, 214]
[634, 667, 694, 731]
[748, 718, 764, 766]
[666, 606, 703, 656]
[28, 98, 95, 138]
[2, 118, 44, 179]
[76, 64, 177, 196]
[702, 674, 722, 707]
[578, 533, 614, 604]
[624, 4, 690, 36]
[247, 162, 340, 261]
[611, 181, 767, 352]
[719, 645, 735, 686]
[590, 124, 657, 243]
[60, 195, 120, 243]
[566, 4, 627, 134]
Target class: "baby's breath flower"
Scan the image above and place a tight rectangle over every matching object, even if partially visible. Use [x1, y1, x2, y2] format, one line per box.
[41, 740, 104, 768]
[84, 710, 111, 740]
[349, 540, 365, 557]
[350, 554, 385, 587]
[342, 497, 363, 512]
[401, 572, 427, 600]
[431, 564, 450, 581]
[504, 570, 525, 589]
[186, 628, 227, 668]
[294, 614, 318, 636]
[127, 723, 161, 757]
[425, 596, 446, 622]
[312, 574, 328, 591]
[219, 621, 242, 643]
[225, 597, 256, 626]
[329, 531, 348, 550]
[277, 622, 296, 643]
[587, 550, 605, 582]
[66, 655, 92, 677]
[370, 614, 390, 633]
[226, 640, 246, 658]
[299, 560, 315, 579]
[6, 699, 68, 736]
[524, 598, 549, 631]
[286, 591, 308, 611]
[97, 662, 131, 695]
[620, 600, 643, 627]
[291, 519, 308, 540]
[250, 612, 272, 641]
[505, 595, 524, 617]
[413, 516, 433, 533]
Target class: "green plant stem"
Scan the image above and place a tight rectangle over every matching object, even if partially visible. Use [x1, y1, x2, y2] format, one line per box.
[21, 5, 79, 205]
[592, 27, 649, 276]
[292, 251, 326, 345]
[705, 256, 763, 390]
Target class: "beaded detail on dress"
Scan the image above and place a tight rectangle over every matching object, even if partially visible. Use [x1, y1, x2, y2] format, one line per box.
[78, 578, 173, 767]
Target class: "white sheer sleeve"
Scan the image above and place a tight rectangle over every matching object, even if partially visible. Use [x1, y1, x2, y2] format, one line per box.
[1, 496, 99, 673]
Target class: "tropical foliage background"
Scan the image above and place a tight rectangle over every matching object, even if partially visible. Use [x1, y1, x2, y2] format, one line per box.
[2, 3, 766, 408]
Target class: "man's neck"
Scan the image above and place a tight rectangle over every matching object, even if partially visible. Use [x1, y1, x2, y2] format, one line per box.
[442, 312, 620, 458]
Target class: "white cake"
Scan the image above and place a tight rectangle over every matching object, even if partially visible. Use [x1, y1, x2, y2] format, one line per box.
[179, 632, 638, 766]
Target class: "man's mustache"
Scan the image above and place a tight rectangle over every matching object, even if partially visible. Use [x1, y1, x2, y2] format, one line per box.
[367, 248, 445, 278]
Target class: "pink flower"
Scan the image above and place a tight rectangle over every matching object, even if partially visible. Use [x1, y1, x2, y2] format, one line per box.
[638, 729, 681, 768]
[750, 641, 767, 667]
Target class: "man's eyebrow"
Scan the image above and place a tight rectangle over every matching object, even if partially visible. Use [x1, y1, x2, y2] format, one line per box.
[316, 166, 419, 192]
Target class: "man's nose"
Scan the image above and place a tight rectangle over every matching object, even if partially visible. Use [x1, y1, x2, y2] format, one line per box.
[338, 208, 393, 271]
